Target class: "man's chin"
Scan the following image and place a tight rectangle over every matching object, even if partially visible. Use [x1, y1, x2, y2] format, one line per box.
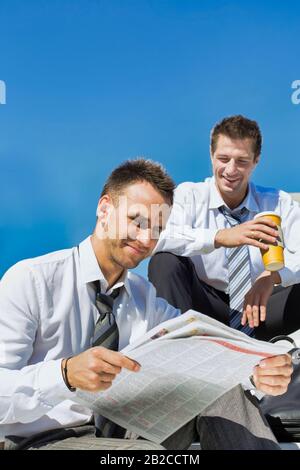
[119, 255, 145, 269]
[220, 181, 241, 193]
[123, 259, 140, 269]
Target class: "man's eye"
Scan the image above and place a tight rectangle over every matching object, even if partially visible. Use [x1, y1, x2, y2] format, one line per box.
[132, 217, 148, 230]
[132, 219, 141, 228]
[140, 220, 149, 230]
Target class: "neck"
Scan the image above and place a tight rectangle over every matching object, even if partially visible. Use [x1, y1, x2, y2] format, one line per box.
[218, 187, 249, 210]
[90, 234, 124, 289]
[222, 195, 244, 210]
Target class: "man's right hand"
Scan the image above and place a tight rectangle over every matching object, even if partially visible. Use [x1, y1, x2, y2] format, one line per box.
[65, 347, 141, 392]
[214, 217, 278, 250]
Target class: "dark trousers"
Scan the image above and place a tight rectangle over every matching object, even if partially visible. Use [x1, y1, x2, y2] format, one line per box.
[148, 252, 300, 341]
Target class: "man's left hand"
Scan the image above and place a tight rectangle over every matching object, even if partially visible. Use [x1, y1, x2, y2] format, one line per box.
[241, 271, 281, 328]
[252, 354, 292, 396]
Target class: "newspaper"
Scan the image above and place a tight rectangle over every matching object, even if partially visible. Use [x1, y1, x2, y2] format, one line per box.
[76, 310, 289, 444]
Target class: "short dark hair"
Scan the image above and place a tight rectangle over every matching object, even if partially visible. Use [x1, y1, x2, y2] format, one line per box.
[101, 158, 175, 204]
[210, 115, 262, 159]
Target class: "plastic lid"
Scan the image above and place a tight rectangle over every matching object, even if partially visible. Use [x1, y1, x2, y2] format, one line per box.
[254, 211, 281, 220]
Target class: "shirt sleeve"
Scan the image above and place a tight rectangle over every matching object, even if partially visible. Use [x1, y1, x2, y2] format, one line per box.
[154, 183, 218, 257]
[241, 378, 265, 400]
[0, 263, 73, 425]
[277, 193, 300, 287]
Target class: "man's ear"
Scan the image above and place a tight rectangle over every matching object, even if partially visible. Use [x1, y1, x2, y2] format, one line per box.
[96, 195, 112, 222]
[254, 154, 260, 167]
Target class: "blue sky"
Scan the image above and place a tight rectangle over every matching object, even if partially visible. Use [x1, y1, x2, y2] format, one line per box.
[1, 0, 300, 278]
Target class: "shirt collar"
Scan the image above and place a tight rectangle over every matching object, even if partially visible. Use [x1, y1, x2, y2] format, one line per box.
[78, 236, 129, 295]
[207, 177, 260, 213]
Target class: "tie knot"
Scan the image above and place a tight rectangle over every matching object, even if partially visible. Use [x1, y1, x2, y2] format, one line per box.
[109, 287, 122, 299]
[93, 281, 122, 299]
[219, 205, 248, 225]
[92, 281, 122, 321]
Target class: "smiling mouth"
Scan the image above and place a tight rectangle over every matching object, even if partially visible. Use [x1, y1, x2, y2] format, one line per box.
[125, 244, 147, 255]
[222, 176, 239, 183]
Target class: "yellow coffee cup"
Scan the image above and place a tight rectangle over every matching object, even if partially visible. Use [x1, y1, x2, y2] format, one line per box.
[254, 211, 284, 271]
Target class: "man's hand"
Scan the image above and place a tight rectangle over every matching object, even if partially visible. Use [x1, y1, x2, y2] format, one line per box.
[215, 217, 278, 250]
[65, 347, 141, 392]
[252, 354, 292, 396]
[241, 271, 281, 328]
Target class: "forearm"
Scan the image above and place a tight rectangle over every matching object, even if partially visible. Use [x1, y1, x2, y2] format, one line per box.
[155, 226, 218, 256]
[0, 360, 73, 425]
[155, 183, 218, 257]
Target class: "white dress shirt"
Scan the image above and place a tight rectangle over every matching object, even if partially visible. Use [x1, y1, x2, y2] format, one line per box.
[0, 236, 180, 440]
[155, 177, 300, 292]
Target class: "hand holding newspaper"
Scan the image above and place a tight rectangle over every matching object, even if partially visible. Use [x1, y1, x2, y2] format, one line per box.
[76, 310, 290, 443]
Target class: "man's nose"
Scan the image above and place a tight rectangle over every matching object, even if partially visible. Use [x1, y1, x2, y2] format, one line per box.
[136, 229, 152, 248]
[225, 159, 238, 174]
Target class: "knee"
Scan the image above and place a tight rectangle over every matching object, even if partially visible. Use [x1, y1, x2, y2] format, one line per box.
[148, 252, 190, 279]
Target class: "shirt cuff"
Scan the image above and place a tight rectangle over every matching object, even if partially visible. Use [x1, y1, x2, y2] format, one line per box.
[277, 267, 294, 288]
[241, 376, 255, 391]
[38, 359, 76, 406]
[241, 377, 265, 400]
[200, 228, 219, 254]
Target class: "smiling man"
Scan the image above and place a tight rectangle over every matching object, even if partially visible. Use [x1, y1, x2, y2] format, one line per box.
[0, 158, 292, 450]
[149, 115, 300, 340]
[0, 159, 174, 450]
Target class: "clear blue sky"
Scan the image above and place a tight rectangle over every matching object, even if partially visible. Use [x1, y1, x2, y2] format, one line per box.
[1, 0, 300, 278]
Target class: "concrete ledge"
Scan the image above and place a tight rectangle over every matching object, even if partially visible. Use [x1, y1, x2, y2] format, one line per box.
[291, 193, 300, 204]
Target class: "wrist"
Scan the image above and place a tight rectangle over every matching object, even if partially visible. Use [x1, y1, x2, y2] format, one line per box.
[249, 375, 256, 388]
[258, 270, 281, 286]
[214, 229, 224, 248]
[61, 356, 76, 392]
[270, 271, 281, 285]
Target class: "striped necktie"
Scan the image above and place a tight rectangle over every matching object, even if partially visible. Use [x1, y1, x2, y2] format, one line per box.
[92, 281, 126, 438]
[219, 206, 255, 337]
[93, 282, 121, 350]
